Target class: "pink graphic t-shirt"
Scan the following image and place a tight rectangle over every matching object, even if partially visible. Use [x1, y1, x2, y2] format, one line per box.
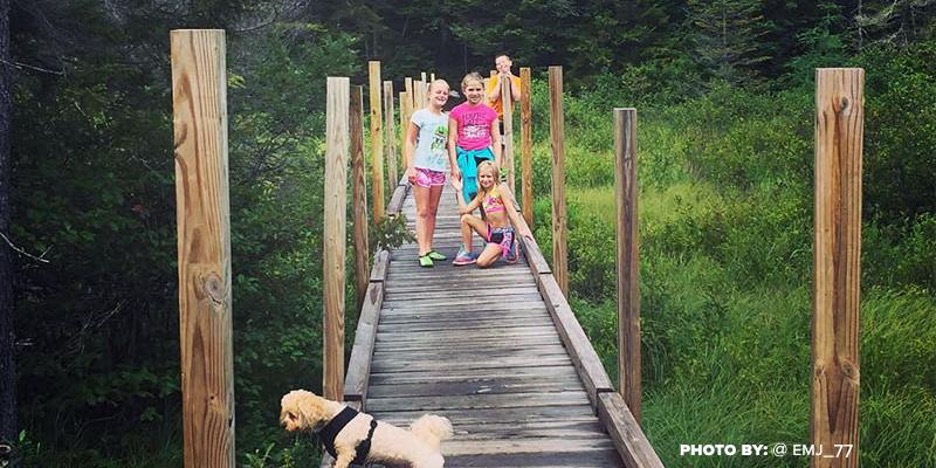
[449, 102, 497, 151]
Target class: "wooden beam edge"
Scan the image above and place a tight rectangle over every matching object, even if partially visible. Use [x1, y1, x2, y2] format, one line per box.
[369, 249, 390, 283]
[536, 272, 614, 408]
[343, 282, 384, 403]
[387, 179, 411, 215]
[503, 186, 551, 275]
[598, 392, 663, 468]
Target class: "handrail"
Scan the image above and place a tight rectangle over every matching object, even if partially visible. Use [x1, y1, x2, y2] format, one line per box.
[505, 186, 663, 467]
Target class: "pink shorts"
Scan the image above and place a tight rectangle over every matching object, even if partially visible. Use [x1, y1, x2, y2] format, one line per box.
[414, 167, 446, 188]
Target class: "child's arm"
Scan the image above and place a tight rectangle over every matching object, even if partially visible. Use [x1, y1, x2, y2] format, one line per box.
[499, 183, 532, 239]
[448, 117, 461, 180]
[491, 121, 503, 168]
[404, 120, 419, 184]
[450, 177, 480, 214]
[510, 75, 521, 102]
[485, 75, 500, 104]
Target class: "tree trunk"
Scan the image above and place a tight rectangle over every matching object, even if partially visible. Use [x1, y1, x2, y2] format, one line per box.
[0, 0, 17, 452]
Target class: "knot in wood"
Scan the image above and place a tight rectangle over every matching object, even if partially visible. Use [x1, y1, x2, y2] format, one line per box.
[203, 273, 225, 306]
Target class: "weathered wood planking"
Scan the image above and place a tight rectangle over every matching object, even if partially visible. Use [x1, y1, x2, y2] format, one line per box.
[350, 179, 625, 467]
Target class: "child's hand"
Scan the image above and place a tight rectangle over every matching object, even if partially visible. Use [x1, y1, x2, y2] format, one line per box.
[450, 176, 463, 191]
[451, 167, 462, 182]
[407, 167, 417, 185]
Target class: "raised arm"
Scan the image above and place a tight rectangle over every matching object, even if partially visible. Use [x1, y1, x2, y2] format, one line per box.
[450, 177, 481, 214]
[491, 121, 502, 168]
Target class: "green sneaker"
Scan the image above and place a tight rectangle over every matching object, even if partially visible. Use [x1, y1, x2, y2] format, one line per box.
[427, 250, 447, 261]
[418, 254, 434, 268]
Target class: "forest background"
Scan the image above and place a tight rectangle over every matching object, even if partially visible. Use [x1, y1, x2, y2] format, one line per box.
[1, 0, 934, 466]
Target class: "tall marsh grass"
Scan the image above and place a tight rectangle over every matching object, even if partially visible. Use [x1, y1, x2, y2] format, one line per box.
[530, 80, 936, 465]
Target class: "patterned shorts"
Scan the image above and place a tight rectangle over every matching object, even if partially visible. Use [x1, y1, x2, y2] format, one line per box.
[414, 167, 446, 188]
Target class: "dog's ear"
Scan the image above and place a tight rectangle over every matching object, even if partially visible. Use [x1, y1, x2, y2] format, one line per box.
[291, 390, 326, 429]
[280, 390, 327, 429]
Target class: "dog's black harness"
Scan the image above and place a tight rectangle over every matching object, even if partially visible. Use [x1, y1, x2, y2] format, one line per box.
[316, 406, 378, 465]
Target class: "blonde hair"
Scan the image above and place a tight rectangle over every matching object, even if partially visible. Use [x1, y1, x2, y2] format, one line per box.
[428, 79, 449, 94]
[461, 72, 484, 90]
[476, 160, 500, 194]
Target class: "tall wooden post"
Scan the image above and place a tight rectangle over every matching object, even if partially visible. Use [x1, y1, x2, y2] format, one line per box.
[548, 66, 569, 296]
[323, 77, 350, 401]
[405, 78, 414, 117]
[368, 61, 385, 221]
[501, 71, 515, 192]
[520, 67, 533, 228]
[614, 108, 641, 423]
[812, 68, 863, 468]
[400, 90, 411, 184]
[383, 81, 398, 186]
[350, 86, 370, 313]
[171, 29, 235, 467]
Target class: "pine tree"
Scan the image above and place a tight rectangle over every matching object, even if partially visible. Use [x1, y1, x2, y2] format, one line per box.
[686, 0, 772, 84]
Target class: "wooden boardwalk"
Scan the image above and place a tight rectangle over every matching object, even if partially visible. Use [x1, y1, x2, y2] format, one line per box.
[358, 181, 625, 467]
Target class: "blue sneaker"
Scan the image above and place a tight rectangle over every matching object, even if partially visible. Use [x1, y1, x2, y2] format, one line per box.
[452, 249, 477, 266]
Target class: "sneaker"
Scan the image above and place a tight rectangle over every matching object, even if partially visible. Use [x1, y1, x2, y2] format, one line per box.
[419, 254, 434, 268]
[427, 250, 447, 261]
[452, 249, 477, 266]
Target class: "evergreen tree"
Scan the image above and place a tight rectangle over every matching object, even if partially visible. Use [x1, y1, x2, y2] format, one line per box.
[686, 0, 773, 84]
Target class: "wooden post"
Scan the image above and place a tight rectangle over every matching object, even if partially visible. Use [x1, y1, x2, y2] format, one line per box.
[520, 67, 534, 229]
[430, 72, 435, 82]
[501, 71, 515, 192]
[368, 61, 385, 221]
[405, 77, 414, 116]
[414, 80, 425, 109]
[812, 68, 863, 468]
[421, 71, 427, 83]
[170, 29, 235, 467]
[548, 66, 569, 296]
[323, 77, 350, 401]
[350, 86, 370, 313]
[400, 90, 411, 184]
[383, 81, 398, 186]
[614, 108, 641, 423]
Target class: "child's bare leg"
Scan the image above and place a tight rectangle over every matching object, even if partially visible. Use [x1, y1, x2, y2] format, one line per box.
[476, 243, 502, 268]
[425, 184, 444, 250]
[460, 213, 489, 248]
[413, 184, 432, 255]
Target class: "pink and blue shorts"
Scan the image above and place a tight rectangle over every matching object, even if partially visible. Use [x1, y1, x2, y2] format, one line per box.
[414, 167, 446, 188]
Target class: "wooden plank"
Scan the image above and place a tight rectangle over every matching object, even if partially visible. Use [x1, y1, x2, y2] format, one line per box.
[370, 354, 573, 374]
[538, 273, 614, 408]
[444, 449, 623, 468]
[370, 404, 597, 425]
[443, 438, 617, 455]
[369, 249, 389, 283]
[387, 182, 409, 215]
[367, 376, 585, 398]
[366, 391, 590, 413]
[369, 365, 578, 385]
[812, 68, 863, 468]
[383, 80, 398, 185]
[598, 392, 663, 468]
[344, 282, 383, 402]
[170, 29, 235, 468]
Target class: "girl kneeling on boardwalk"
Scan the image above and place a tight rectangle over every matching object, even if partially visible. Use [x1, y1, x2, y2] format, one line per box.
[450, 161, 531, 268]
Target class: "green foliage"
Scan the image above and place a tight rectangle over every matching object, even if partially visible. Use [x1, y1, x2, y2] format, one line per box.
[370, 214, 416, 251]
[860, 38, 936, 222]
